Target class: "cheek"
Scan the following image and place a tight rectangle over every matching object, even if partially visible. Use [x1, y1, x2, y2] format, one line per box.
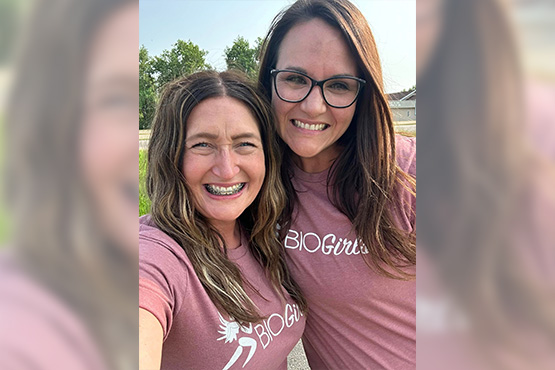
[271, 92, 288, 122]
[336, 107, 356, 129]
[271, 99, 292, 139]
[250, 153, 266, 186]
[182, 155, 204, 184]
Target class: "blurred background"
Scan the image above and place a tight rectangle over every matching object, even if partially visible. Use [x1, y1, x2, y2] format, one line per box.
[0, 0, 553, 369]
[417, 0, 555, 369]
[1, 0, 137, 368]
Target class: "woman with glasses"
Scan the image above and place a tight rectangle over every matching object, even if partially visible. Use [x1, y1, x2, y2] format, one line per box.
[258, 0, 416, 369]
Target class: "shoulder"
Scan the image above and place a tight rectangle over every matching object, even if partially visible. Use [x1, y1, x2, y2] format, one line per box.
[0, 253, 107, 370]
[139, 216, 193, 324]
[395, 134, 416, 176]
[140, 215, 187, 262]
[139, 215, 192, 289]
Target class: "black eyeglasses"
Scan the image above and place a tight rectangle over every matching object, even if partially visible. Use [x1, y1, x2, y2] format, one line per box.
[270, 69, 366, 108]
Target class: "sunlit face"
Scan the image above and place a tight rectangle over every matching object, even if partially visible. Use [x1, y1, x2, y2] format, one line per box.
[80, 2, 139, 253]
[182, 97, 265, 230]
[272, 18, 358, 173]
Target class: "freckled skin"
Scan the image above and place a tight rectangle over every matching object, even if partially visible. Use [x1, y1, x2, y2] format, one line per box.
[272, 19, 358, 173]
[182, 97, 265, 235]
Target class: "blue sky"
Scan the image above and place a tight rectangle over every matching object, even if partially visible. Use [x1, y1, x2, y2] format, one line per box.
[139, 0, 415, 93]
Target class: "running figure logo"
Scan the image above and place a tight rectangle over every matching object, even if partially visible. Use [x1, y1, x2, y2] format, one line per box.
[217, 312, 258, 369]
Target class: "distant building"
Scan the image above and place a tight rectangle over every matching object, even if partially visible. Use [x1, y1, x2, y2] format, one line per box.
[388, 89, 416, 122]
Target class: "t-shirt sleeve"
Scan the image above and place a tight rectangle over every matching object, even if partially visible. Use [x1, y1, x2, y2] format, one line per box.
[395, 134, 416, 231]
[139, 234, 189, 339]
[396, 134, 416, 177]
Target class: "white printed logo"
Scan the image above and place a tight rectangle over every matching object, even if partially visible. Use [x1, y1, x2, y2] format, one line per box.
[284, 229, 368, 256]
[217, 313, 257, 370]
[216, 303, 303, 369]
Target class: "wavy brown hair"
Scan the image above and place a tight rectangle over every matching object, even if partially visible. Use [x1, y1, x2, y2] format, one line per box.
[5, 0, 138, 368]
[147, 70, 307, 324]
[258, 0, 416, 279]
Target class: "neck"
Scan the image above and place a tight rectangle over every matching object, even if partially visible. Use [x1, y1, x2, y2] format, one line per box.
[293, 146, 342, 173]
[211, 220, 241, 249]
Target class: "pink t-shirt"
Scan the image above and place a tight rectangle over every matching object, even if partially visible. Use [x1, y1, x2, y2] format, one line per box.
[139, 215, 305, 370]
[283, 135, 416, 369]
[0, 252, 107, 370]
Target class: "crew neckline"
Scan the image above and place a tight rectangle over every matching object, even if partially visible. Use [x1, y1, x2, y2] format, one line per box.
[225, 229, 249, 261]
[292, 160, 331, 183]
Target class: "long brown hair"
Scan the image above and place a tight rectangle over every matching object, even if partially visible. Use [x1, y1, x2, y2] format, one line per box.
[5, 0, 138, 368]
[258, 0, 416, 279]
[147, 70, 307, 324]
[418, 0, 555, 366]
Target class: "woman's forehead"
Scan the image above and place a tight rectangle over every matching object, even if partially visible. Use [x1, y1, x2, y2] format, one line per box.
[277, 19, 358, 78]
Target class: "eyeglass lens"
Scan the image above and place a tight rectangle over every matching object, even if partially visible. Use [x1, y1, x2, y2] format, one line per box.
[274, 71, 361, 107]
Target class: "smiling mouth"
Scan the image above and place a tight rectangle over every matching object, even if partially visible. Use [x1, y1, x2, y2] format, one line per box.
[292, 119, 329, 131]
[204, 183, 246, 196]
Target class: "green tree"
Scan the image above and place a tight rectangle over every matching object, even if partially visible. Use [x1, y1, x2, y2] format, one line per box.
[224, 36, 262, 80]
[139, 45, 157, 129]
[151, 39, 211, 90]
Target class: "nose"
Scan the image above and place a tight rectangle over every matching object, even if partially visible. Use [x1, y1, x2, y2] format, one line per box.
[300, 85, 327, 117]
[212, 147, 240, 179]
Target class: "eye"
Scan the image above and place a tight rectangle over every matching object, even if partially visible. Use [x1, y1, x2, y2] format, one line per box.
[283, 73, 308, 85]
[326, 80, 351, 91]
[191, 142, 211, 148]
[236, 141, 259, 154]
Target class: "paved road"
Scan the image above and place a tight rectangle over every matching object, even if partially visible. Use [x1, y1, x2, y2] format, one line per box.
[287, 340, 310, 369]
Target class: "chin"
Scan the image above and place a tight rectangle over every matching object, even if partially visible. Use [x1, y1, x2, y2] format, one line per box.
[208, 212, 243, 223]
[291, 146, 320, 159]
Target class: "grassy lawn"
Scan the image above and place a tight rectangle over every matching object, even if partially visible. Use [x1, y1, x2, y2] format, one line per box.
[139, 150, 151, 216]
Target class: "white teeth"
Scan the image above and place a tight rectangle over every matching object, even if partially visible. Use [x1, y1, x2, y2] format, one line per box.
[293, 120, 327, 131]
[205, 183, 245, 196]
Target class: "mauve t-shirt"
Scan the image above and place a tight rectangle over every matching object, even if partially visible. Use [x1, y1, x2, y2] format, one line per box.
[139, 215, 305, 370]
[283, 135, 416, 369]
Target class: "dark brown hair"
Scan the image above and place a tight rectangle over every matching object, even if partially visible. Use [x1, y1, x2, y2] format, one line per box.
[5, 0, 138, 368]
[418, 0, 555, 365]
[147, 70, 307, 323]
[258, 0, 416, 279]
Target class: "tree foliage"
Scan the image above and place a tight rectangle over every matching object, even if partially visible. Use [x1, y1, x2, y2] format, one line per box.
[138, 40, 211, 129]
[139, 45, 156, 129]
[151, 39, 211, 90]
[139, 37, 270, 129]
[224, 36, 262, 80]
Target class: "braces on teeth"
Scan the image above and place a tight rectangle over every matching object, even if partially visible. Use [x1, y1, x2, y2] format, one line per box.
[205, 183, 245, 196]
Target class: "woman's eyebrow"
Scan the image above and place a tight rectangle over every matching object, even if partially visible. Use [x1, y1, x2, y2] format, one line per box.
[185, 132, 218, 142]
[231, 133, 260, 141]
[284, 65, 309, 74]
[284, 66, 357, 78]
[186, 132, 260, 141]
